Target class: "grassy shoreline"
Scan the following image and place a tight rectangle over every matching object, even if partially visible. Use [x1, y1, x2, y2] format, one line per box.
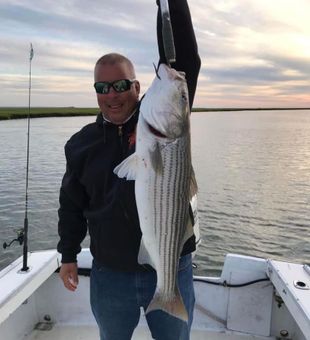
[0, 107, 98, 120]
[0, 106, 309, 120]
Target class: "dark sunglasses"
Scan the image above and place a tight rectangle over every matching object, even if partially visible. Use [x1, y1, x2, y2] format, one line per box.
[94, 79, 136, 94]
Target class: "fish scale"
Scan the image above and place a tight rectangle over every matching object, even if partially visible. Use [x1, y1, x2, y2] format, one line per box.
[156, 139, 190, 296]
[114, 64, 197, 321]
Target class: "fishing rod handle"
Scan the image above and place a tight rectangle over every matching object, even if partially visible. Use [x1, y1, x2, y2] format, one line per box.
[159, 0, 176, 64]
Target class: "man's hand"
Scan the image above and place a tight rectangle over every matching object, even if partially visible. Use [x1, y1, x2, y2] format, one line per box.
[59, 262, 79, 291]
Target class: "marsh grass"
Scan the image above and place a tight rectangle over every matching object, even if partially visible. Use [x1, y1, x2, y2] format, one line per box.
[0, 106, 309, 120]
[0, 107, 98, 120]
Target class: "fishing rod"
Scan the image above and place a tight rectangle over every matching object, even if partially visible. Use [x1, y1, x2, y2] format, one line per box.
[3, 43, 34, 272]
[21, 43, 34, 272]
[159, 0, 176, 65]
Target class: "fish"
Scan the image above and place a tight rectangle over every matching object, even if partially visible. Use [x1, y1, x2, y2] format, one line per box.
[114, 63, 197, 322]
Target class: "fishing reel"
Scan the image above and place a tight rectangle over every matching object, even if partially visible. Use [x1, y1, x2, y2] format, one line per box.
[3, 229, 25, 249]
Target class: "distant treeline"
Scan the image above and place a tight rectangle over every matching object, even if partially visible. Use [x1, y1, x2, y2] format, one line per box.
[0, 107, 309, 120]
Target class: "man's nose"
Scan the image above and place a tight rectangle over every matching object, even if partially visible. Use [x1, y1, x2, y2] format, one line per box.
[107, 86, 119, 96]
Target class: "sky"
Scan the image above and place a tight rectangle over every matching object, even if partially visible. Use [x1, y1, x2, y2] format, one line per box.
[0, 0, 309, 108]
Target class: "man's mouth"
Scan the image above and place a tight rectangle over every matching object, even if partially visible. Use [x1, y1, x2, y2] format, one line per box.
[108, 104, 122, 110]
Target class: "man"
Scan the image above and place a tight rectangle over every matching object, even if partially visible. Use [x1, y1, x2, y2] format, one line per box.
[58, 0, 200, 339]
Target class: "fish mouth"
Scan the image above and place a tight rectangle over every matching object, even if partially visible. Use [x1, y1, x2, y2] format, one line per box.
[147, 123, 166, 138]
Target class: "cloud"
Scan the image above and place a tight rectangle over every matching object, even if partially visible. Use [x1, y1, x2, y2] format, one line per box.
[0, 0, 309, 108]
[191, 0, 310, 107]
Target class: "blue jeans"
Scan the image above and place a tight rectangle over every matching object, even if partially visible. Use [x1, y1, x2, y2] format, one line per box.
[90, 254, 195, 340]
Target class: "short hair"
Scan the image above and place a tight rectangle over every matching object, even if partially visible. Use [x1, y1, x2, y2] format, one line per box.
[95, 53, 136, 78]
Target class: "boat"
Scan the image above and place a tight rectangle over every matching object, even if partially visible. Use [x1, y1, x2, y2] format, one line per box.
[1, 247, 309, 340]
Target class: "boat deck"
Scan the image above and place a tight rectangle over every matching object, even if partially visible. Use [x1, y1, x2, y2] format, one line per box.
[2, 250, 308, 340]
[24, 324, 266, 340]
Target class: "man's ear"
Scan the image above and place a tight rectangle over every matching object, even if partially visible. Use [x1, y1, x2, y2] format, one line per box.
[134, 81, 140, 98]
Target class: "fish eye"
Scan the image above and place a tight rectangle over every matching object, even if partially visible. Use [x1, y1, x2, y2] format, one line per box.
[181, 92, 187, 101]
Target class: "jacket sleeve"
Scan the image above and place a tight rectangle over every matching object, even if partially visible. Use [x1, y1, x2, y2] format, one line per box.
[57, 147, 88, 263]
[157, 0, 201, 110]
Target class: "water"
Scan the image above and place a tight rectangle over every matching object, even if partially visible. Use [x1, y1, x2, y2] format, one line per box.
[0, 110, 309, 275]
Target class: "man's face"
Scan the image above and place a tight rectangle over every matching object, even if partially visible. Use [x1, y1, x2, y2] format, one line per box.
[94, 62, 140, 125]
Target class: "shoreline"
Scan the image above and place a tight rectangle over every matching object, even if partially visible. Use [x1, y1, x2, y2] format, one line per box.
[0, 107, 98, 121]
[0, 107, 309, 120]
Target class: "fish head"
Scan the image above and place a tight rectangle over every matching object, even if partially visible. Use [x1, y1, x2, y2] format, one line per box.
[140, 64, 190, 140]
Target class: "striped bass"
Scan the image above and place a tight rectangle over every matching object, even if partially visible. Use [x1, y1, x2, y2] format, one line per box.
[114, 63, 197, 322]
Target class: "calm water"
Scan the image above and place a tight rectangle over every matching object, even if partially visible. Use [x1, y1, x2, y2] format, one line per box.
[0, 110, 309, 275]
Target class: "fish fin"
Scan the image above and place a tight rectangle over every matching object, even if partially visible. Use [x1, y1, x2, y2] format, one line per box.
[113, 153, 138, 180]
[138, 237, 156, 269]
[189, 166, 198, 198]
[149, 143, 163, 174]
[146, 288, 188, 322]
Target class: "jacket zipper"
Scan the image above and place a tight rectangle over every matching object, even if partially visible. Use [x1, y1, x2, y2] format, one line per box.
[117, 125, 131, 221]
[118, 125, 123, 143]
[118, 125, 126, 157]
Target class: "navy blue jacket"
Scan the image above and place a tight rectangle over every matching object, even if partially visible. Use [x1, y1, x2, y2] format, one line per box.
[57, 0, 201, 271]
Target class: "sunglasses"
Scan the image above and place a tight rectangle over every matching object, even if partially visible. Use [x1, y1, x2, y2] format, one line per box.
[94, 79, 136, 94]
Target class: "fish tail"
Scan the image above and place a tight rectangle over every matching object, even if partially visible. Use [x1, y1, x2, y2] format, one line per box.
[146, 289, 188, 322]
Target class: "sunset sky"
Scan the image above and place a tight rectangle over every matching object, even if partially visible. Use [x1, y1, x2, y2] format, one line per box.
[0, 0, 309, 108]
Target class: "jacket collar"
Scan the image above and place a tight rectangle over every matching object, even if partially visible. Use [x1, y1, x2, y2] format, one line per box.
[96, 101, 140, 129]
